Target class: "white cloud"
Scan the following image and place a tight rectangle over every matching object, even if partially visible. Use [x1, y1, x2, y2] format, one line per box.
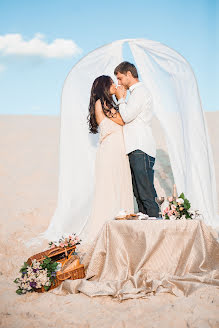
[0, 33, 82, 58]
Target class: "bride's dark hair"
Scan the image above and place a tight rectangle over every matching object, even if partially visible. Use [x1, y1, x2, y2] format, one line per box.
[87, 75, 118, 134]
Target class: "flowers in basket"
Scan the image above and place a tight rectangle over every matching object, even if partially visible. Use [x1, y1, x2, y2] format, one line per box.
[14, 233, 82, 295]
[163, 193, 201, 220]
[48, 233, 81, 249]
[14, 256, 62, 295]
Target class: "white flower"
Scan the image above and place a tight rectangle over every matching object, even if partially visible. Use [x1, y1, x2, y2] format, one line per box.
[169, 215, 176, 220]
[181, 215, 186, 220]
[32, 260, 41, 269]
[176, 198, 184, 204]
[55, 263, 62, 272]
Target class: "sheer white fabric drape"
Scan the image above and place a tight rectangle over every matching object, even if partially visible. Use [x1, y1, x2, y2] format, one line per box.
[129, 39, 217, 227]
[25, 38, 218, 247]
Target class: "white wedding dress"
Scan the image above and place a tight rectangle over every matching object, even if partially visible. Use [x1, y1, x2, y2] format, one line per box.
[78, 116, 134, 244]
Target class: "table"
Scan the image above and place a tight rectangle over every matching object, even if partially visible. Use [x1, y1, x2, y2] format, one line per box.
[53, 219, 219, 300]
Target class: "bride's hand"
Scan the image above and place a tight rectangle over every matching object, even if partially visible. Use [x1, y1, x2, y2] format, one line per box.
[115, 85, 126, 100]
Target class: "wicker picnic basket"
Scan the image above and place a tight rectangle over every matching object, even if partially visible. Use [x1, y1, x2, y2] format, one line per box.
[27, 245, 77, 266]
[36, 255, 85, 293]
[26, 245, 85, 293]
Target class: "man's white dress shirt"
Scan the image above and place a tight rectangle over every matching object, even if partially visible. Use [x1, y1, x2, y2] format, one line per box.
[118, 82, 156, 158]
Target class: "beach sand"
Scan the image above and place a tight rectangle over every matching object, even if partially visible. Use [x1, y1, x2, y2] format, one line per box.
[0, 113, 218, 328]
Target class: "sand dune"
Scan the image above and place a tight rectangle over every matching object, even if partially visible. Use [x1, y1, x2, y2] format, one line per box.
[0, 113, 218, 327]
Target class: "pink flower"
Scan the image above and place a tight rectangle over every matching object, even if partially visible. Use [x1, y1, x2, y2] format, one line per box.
[169, 210, 174, 216]
[168, 197, 173, 202]
[69, 235, 72, 239]
[59, 243, 64, 247]
[164, 207, 169, 214]
[171, 205, 176, 211]
[51, 244, 56, 249]
[64, 243, 68, 246]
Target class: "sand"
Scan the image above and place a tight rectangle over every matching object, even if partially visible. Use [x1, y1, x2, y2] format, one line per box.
[0, 113, 219, 328]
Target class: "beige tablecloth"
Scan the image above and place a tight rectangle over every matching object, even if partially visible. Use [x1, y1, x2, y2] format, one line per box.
[53, 220, 219, 300]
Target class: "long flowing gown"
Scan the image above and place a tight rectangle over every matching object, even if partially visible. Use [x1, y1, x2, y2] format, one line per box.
[79, 116, 134, 244]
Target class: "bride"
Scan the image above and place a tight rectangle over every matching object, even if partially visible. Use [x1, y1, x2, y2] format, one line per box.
[79, 75, 134, 243]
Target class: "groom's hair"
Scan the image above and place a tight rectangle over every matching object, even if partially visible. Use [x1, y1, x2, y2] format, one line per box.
[114, 61, 138, 78]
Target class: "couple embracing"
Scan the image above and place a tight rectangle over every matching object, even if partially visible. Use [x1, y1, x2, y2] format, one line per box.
[81, 61, 159, 243]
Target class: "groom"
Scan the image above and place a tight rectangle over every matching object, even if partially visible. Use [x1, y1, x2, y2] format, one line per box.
[114, 61, 159, 217]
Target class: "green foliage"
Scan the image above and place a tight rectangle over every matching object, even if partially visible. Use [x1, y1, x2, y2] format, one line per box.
[43, 285, 51, 291]
[185, 211, 191, 219]
[40, 256, 58, 272]
[19, 262, 28, 273]
[184, 199, 191, 210]
[179, 192, 185, 200]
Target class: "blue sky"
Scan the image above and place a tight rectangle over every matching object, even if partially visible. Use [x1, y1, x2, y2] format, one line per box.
[0, 0, 217, 115]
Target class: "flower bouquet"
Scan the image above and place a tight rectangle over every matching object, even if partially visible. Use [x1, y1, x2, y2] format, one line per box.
[48, 233, 81, 249]
[14, 256, 61, 294]
[163, 193, 201, 220]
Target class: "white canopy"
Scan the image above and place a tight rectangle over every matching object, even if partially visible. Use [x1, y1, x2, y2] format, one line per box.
[25, 38, 218, 247]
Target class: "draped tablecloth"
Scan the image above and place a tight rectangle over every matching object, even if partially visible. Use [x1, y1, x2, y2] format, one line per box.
[52, 220, 219, 301]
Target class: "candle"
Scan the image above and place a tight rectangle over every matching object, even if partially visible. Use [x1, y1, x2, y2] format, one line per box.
[173, 184, 177, 198]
